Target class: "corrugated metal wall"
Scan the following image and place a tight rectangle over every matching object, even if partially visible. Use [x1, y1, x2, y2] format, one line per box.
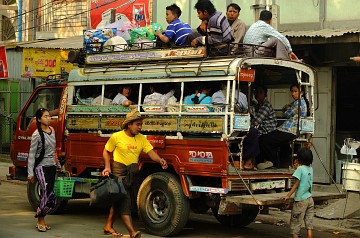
[0, 48, 41, 152]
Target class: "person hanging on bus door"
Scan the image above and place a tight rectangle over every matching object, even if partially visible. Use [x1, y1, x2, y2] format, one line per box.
[258, 84, 308, 169]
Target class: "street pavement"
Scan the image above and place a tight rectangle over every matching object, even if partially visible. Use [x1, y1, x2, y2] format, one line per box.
[0, 156, 360, 238]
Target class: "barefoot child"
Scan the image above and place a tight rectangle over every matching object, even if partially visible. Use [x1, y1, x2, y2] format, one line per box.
[283, 147, 314, 238]
[27, 108, 57, 232]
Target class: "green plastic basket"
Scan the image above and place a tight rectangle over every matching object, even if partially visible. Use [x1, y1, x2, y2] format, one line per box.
[54, 179, 75, 198]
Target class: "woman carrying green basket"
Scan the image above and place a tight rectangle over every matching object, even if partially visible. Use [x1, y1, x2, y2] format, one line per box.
[27, 108, 57, 232]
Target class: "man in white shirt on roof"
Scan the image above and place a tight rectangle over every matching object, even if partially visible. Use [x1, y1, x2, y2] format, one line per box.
[243, 10, 299, 61]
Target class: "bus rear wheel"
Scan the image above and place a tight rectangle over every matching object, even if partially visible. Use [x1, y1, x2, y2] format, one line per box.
[137, 172, 190, 236]
[27, 178, 68, 214]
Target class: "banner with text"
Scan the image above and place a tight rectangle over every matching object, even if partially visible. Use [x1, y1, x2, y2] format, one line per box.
[90, 0, 152, 29]
[0, 47, 9, 78]
[22, 48, 77, 78]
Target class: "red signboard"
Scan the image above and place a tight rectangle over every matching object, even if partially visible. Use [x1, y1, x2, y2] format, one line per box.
[90, 0, 152, 29]
[238, 68, 255, 82]
[0, 47, 9, 78]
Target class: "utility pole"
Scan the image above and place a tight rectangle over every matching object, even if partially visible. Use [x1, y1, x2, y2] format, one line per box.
[28, 0, 38, 41]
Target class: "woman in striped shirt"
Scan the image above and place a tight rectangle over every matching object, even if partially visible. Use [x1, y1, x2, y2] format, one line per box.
[27, 108, 57, 232]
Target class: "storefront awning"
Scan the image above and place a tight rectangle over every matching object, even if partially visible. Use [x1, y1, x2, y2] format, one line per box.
[21, 36, 83, 49]
[282, 28, 360, 44]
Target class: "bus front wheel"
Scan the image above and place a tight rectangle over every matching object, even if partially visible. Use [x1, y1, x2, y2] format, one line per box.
[137, 172, 190, 236]
[27, 178, 68, 214]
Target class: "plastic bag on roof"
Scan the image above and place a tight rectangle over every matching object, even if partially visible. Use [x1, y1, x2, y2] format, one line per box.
[129, 23, 163, 44]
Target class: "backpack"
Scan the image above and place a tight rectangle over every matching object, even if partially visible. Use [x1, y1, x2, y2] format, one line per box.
[191, 94, 209, 104]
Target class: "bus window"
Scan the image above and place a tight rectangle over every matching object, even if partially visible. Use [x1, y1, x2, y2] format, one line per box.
[20, 88, 63, 130]
[142, 83, 179, 112]
[74, 85, 100, 105]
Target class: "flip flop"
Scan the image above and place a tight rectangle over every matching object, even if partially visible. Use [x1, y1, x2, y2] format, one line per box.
[244, 167, 257, 171]
[36, 224, 47, 232]
[130, 231, 141, 238]
[36, 224, 51, 230]
[104, 230, 123, 236]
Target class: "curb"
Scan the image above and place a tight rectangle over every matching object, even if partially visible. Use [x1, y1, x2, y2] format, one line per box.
[0, 154, 11, 163]
[257, 213, 360, 237]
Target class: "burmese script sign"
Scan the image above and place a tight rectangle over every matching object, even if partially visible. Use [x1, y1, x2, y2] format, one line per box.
[66, 116, 99, 130]
[101, 116, 125, 130]
[180, 117, 223, 133]
[22, 48, 77, 77]
[86, 47, 206, 64]
[142, 118, 178, 131]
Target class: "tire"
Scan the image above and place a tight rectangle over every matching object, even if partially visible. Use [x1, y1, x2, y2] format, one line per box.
[211, 204, 259, 227]
[137, 172, 190, 236]
[27, 178, 68, 214]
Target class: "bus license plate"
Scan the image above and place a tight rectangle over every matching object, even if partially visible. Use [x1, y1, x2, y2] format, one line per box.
[250, 180, 285, 191]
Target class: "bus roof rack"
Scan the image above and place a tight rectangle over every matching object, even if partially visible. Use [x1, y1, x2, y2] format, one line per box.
[46, 72, 69, 86]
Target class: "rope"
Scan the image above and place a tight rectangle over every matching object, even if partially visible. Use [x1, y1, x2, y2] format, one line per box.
[312, 144, 343, 193]
[312, 143, 348, 229]
[226, 138, 263, 211]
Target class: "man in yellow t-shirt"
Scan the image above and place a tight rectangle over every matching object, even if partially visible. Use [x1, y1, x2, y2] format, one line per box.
[101, 110, 168, 238]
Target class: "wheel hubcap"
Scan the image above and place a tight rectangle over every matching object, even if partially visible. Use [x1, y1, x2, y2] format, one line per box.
[146, 189, 169, 223]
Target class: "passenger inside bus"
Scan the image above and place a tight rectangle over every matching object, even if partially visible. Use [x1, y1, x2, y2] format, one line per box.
[251, 85, 277, 135]
[184, 84, 212, 106]
[143, 84, 175, 105]
[258, 84, 308, 169]
[212, 81, 248, 113]
[75, 86, 98, 105]
[112, 85, 135, 106]
[91, 88, 113, 106]
[250, 85, 277, 169]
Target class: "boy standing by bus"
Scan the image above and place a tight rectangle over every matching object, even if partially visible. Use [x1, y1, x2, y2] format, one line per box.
[283, 147, 314, 238]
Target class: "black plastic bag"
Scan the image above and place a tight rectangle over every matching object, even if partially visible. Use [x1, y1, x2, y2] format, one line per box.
[89, 175, 127, 208]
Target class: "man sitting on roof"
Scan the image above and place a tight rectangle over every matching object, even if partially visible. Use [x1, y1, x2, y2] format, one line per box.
[243, 10, 299, 61]
[190, 0, 234, 56]
[154, 4, 192, 47]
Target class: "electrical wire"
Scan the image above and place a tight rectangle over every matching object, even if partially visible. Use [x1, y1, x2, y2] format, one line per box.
[9, 0, 133, 35]
[3, 0, 63, 22]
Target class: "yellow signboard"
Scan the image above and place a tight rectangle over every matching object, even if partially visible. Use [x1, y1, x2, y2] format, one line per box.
[101, 117, 125, 130]
[142, 118, 178, 131]
[22, 48, 77, 77]
[66, 116, 99, 130]
[180, 117, 223, 132]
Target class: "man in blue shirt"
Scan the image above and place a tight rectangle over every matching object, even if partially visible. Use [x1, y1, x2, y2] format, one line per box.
[155, 4, 192, 46]
[243, 10, 299, 60]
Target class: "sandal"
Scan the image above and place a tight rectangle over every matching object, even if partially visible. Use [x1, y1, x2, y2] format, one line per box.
[36, 224, 51, 230]
[104, 230, 123, 236]
[244, 166, 257, 171]
[130, 231, 141, 238]
[36, 224, 47, 232]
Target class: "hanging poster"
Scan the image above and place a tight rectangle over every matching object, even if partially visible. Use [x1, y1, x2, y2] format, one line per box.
[0, 47, 9, 78]
[90, 0, 152, 29]
[22, 48, 78, 78]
